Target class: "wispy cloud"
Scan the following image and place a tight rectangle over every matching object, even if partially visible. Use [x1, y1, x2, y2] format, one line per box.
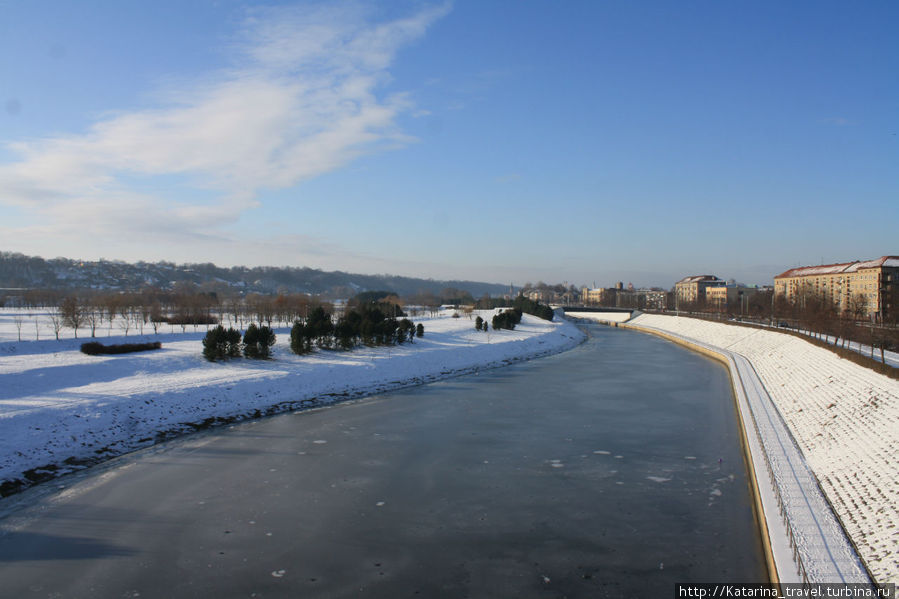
[0, 2, 450, 262]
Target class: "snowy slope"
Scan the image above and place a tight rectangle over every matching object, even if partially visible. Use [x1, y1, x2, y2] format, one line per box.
[0, 310, 585, 493]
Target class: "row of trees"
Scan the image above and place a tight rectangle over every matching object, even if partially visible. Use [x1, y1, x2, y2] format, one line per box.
[675, 287, 899, 361]
[770, 289, 899, 362]
[290, 306, 423, 354]
[473, 295, 555, 321]
[472, 309, 525, 331]
[5, 288, 336, 341]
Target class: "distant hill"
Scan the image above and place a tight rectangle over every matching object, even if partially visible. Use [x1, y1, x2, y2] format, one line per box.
[0, 251, 510, 299]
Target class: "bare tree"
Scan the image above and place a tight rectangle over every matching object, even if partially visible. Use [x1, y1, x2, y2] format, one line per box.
[118, 301, 133, 336]
[104, 294, 120, 336]
[228, 297, 243, 328]
[149, 301, 164, 334]
[59, 296, 86, 338]
[13, 314, 24, 341]
[47, 311, 64, 340]
[84, 301, 102, 338]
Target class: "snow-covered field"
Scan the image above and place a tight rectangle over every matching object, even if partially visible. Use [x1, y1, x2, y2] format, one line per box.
[0, 308, 585, 493]
[629, 313, 899, 585]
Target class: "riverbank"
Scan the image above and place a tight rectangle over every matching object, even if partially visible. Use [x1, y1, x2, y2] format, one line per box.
[626, 313, 898, 586]
[0, 310, 585, 495]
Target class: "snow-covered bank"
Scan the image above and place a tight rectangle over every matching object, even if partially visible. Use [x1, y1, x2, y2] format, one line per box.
[563, 310, 632, 323]
[628, 314, 898, 585]
[0, 311, 585, 494]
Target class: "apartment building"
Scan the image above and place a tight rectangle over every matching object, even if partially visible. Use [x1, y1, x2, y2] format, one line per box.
[581, 286, 617, 306]
[773, 256, 899, 320]
[674, 275, 725, 305]
[705, 284, 761, 309]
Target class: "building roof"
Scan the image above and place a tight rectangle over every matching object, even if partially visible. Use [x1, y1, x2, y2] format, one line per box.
[775, 256, 899, 280]
[675, 275, 721, 285]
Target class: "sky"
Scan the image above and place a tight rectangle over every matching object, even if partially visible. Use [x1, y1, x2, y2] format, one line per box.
[1, 1, 897, 289]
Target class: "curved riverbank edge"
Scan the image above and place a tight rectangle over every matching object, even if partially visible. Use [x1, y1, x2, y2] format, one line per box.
[619, 320, 872, 586]
[0, 313, 587, 498]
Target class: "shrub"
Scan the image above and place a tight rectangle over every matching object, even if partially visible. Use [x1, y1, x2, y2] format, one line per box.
[334, 318, 357, 350]
[290, 321, 311, 354]
[243, 323, 276, 359]
[397, 318, 414, 344]
[203, 325, 242, 361]
[80, 341, 163, 355]
[492, 309, 519, 331]
[511, 296, 555, 321]
[306, 306, 334, 349]
[416, 323, 424, 338]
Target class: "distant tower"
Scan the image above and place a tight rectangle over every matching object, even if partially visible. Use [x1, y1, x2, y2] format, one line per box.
[615, 281, 624, 290]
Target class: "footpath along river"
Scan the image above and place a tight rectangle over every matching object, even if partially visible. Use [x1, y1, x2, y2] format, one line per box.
[0, 323, 766, 597]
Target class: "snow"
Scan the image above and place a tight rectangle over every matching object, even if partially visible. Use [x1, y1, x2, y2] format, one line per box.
[564, 311, 632, 323]
[629, 313, 898, 585]
[753, 323, 899, 369]
[0, 308, 585, 492]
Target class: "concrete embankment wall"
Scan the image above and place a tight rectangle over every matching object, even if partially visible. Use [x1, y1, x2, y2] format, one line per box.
[619, 315, 882, 586]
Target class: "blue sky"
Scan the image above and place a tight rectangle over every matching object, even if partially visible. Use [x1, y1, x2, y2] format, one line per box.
[1, 1, 896, 288]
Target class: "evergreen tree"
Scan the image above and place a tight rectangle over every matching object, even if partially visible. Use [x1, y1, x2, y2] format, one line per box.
[290, 321, 311, 354]
[225, 327, 243, 358]
[491, 309, 518, 331]
[305, 306, 334, 349]
[203, 325, 243, 361]
[334, 318, 357, 350]
[243, 323, 276, 358]
[397, 318, 414, 344]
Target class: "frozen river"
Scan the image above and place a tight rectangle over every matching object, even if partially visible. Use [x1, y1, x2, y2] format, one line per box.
[0, 323, 766, 597]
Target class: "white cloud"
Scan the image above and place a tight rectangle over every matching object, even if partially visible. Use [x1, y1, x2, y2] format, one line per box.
[0, 2, 450, 262]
